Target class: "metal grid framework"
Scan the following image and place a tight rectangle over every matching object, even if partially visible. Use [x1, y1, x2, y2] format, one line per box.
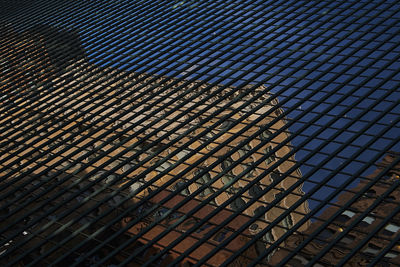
[1, 0, 400, 266]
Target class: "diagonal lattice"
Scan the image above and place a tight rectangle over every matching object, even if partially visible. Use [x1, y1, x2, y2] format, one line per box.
[1, 0, 400, 266]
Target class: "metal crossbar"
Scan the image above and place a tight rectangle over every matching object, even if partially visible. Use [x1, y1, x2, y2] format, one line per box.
[1, 0, 400, 266]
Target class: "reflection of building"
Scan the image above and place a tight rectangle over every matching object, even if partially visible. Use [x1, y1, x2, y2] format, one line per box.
[0, 25, 52, 101]
[0, 170, 130, 266]
[119, 189, 258, 266]
[271, 151, 400, 266]
[0, 24, 85, 102]
[0, 26, 309, 265]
